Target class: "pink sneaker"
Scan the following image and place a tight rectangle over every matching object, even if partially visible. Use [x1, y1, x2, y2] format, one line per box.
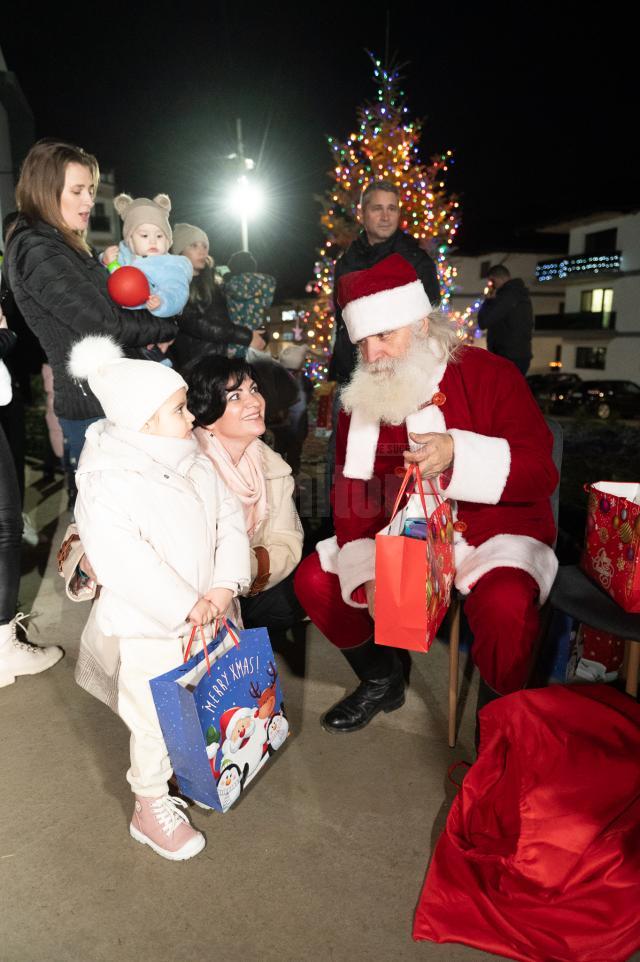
[130, 794, 205, 860]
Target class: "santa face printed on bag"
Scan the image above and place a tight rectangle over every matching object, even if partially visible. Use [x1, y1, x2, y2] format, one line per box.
[217, 705, 269, 788]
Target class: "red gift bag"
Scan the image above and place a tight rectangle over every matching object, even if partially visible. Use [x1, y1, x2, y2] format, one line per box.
[581, 481, 640, 612]
[413, 685, 640, 962]
[375, 464, 454, 652]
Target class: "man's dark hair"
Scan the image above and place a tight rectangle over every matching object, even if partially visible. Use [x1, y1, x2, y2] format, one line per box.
[184, 355, 257, 426]
[487, 264, 511, 281]
[360, 180, 400, 209]
[228, 250, 257, 274]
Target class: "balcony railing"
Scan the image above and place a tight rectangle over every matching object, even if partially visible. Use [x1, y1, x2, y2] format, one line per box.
[535, 311, 616, 332]
[536, 251, 621, 283]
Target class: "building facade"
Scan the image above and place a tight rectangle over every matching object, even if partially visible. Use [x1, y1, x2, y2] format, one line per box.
[533, 212, 640, 380]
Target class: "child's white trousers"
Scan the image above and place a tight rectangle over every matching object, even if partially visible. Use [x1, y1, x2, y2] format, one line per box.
[117, 637, 185, 798]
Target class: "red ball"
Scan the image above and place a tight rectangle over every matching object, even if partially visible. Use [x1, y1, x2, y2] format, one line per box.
[107, 266, 150, 307]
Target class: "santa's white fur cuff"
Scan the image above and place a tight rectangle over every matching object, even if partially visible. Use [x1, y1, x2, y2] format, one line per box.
[336, 538, 376, 608]
[443, 429, 510, 504]
[454, 533, 558, 604]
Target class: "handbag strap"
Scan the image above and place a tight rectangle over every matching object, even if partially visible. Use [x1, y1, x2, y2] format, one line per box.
[389, 463, 442, 524]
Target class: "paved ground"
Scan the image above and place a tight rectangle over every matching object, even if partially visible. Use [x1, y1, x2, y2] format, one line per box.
[3, 465, 638, 962]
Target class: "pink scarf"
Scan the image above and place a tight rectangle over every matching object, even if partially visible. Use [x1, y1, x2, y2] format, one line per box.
[196, 428, 268, 538]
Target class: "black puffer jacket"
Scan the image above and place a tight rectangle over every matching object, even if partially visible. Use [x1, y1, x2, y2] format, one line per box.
[4, 218, 178, 420]
[328, 229, 441, 384]
[477, 278, 534, 362]
[170, 283, 252, 371]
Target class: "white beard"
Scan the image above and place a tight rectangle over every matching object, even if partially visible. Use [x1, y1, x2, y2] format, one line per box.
[341, 334, 444, 425]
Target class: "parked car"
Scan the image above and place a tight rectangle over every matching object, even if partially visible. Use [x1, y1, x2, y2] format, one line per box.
[526, 373, 582, 413]
[565, 380, 640, 420]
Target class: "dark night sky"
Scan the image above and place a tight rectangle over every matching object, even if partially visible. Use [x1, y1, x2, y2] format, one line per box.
[2, 4, 636, 297]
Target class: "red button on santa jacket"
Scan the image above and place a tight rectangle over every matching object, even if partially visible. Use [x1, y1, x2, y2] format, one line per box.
[317, 344, 558, 607]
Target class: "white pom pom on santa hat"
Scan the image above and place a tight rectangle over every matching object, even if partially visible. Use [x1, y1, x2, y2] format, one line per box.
[68, 335, 124, 381]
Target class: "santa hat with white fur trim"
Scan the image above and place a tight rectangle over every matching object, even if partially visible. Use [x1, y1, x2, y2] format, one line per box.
[68, 336, 186, 431]
[338, 253, 432, 344]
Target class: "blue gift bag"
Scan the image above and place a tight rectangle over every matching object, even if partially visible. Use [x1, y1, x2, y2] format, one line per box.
[150, 621, 289, 812]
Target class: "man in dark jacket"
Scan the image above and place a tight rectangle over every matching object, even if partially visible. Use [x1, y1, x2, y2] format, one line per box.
[328, 182, 441, 384]
[477, 265, 533, 375]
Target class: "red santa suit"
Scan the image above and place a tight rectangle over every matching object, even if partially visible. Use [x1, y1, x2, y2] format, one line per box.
[295, 343, 558, 694]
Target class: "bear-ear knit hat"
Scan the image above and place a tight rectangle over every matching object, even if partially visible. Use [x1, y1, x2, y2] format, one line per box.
[68, 335, 186, 431]
[114, 193, 173, 247]
[337, 253, 432, 344]
[171, 223, 209, 256]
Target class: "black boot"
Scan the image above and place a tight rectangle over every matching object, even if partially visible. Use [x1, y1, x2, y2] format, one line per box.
[475, 677, 501, 753]
[322, 638, 406, 734]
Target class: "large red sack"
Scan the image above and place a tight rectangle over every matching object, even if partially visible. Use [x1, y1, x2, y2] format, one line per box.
[413, 685, 640, 962]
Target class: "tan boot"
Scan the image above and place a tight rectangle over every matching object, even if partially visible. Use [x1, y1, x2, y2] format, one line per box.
[130, 794, 205, 861]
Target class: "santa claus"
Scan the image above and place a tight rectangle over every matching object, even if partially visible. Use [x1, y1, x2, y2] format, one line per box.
[294, 253, 558, 733]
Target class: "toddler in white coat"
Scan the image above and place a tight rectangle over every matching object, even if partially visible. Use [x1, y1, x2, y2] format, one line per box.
[69, 335, 250, 861]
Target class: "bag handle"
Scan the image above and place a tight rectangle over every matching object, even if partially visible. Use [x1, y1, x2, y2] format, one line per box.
[184, 624, 212, 674]
[183, 616, 241, 674]
[389, 463, 442, 524]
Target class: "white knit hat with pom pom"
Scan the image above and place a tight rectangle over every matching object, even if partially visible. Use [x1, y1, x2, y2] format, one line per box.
[68, 335, 186, 430]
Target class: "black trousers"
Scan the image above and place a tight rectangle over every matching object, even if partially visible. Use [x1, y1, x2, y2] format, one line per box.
[0, 423, 22, 626]
[0, 393, 26, 507]
[239, 570, 305, 635]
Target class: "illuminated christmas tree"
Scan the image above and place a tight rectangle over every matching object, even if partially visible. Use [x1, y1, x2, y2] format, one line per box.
[304, 52, 477, 382]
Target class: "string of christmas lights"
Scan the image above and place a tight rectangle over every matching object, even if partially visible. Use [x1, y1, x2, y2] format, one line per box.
[303, 51, 479, 381]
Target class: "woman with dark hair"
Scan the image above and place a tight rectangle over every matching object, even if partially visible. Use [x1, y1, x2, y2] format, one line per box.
[170, 224, 265, 369]
[186, 354, 304, 638]
[3, 139, 178, 504]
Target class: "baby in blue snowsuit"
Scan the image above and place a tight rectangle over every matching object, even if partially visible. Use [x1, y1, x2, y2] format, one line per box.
[102, 193, 193, 320]
[102, 193, 193, 364]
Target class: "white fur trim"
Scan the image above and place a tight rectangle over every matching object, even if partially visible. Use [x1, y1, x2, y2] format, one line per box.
[343, 409, 381, 480]
[343, 280, 431, 343]
[454, 533, 558, 604]
[336, 538, 376, 608]
[316, 535, 339, 575]
[443, 429, 511, 505]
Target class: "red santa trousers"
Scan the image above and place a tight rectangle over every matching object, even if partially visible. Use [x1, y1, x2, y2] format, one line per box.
[413, 684, 640, 962]
[294, 554, 540, 694]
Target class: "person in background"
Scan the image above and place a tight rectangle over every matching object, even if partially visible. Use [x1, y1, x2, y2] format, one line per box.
[328, 180, 440, 387]
[170, 224, 265, 368]
[274, 345, 313, 476]
[3, 140, 178, 509]
[477, 264, 534, 375]
[0, 307, 63, 686]
[0, 212, 47, 544]
[223, 250, 276, 358]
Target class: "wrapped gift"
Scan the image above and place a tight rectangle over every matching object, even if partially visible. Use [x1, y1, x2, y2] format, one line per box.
[581, 481, 640, 612]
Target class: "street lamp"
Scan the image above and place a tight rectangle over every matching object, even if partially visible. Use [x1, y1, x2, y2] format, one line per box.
[228, 175, 264, 252]
[226, 118, 263, 251]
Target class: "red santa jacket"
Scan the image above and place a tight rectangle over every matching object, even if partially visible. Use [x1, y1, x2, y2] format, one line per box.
[317, 345, 558, 607]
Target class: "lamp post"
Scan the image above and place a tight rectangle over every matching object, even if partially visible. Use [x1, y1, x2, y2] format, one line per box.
[227, 118, 263, 252]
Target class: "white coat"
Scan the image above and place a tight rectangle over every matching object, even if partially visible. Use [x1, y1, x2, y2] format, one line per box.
[74, 421, 251, 641]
